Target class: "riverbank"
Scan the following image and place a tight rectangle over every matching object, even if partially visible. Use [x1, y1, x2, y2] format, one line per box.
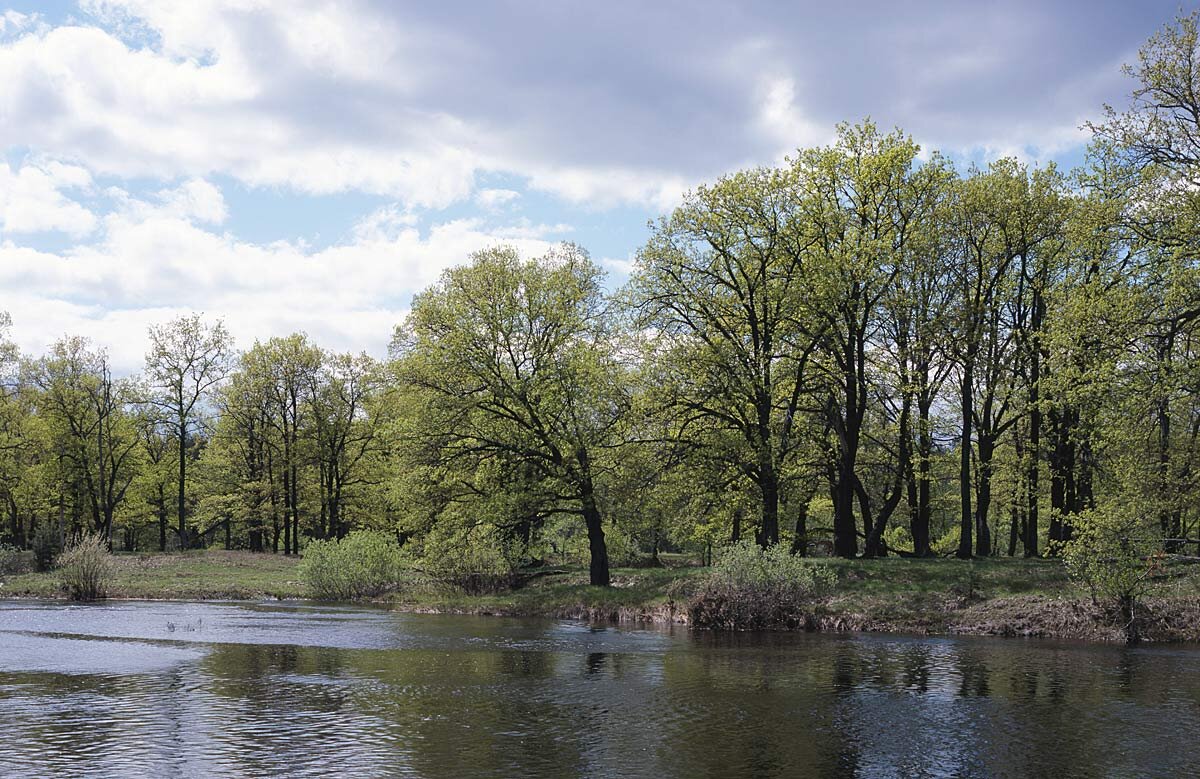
[3, 550, 1198, 643]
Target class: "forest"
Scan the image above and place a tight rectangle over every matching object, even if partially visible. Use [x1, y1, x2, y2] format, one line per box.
[2, 13, 1200, 601]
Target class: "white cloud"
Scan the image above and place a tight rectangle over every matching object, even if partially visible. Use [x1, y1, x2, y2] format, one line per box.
[0, 159, 96, 237]
[1, 1, 1161, 214]
[475, 188, 520, 211]
[0, 10, 36, 35]
[352, 204, 420, 242]
[0, 0, 1181, 374]
[1, 190, 572, 373]
[526, 164, 692, 213]
[600, 255, 637, 276]
[754, 75, 834, 161]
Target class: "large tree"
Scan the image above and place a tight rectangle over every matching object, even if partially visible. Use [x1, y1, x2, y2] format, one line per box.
[393, 244, 627, 586]
[308, 351, 386, 540]
[145, 314, 233, 547]
[25, 337, 141, 545]
[797, 123, 943, 558]
[633, 164, 821, 548]
[240, 335, 322, 554]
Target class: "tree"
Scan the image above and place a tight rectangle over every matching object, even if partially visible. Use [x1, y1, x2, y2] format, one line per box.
[393, 244, 626, 586]
[24, 337, 141, 546]
[632, 164, 821, 549]
[240, 335, 322, 554]
[308, 351, 386, 540]
[797, 122, 940, 558]
[1089, 12, 1200, 554]
[145, 314, 233, 548]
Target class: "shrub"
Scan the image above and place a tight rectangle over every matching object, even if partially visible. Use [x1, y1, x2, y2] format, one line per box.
[0, 543, 30, 575]
[932, 526, 960, 557]
[300, 531, 404, 600]
[57, 532, 115, 601]
[602, 527, 645, 568]
[414, 523, 521, 594]
[32, 521, 61, 572]
[882, 524, 914, 555]
[687, 540, 836, 630]
[1063, 506, 1164, 643]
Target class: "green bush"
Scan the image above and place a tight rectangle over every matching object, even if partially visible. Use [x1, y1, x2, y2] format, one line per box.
[932, 525, 960, 557]
[1063, 506, 1164, 643]
[414, 523, 521, 594]
[57, 532, 115, 601]
[882, 524, 914, 555]
[687, 540, 836, 630]
[300, 531, 405, 600]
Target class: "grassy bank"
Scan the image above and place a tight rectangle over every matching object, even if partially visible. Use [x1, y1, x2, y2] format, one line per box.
[0, 550, 308, 600]
[3, 550, 1198, 643]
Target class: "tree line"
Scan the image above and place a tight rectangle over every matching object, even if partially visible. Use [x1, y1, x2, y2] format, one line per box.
[2, 13, 1199, 587]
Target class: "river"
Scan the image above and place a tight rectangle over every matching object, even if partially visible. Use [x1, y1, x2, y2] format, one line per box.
[0, 600, 1197, 778]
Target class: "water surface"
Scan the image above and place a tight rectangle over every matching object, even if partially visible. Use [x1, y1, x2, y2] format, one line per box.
[1, 600, 1197, 778]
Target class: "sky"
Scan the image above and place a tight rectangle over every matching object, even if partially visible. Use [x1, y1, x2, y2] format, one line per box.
[0, 0, 1188, 373]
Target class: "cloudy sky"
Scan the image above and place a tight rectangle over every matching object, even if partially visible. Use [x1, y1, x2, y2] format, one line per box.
[0, 0, 1186, 372]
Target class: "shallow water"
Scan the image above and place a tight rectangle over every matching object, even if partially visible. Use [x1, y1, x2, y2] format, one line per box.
[0, 600, 1197, 778]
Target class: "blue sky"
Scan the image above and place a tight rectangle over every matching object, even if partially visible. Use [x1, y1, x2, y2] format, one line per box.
[0, 0, 1188, 371]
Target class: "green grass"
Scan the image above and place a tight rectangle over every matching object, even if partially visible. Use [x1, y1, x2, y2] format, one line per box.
[0, 550, 1076, 606]
[0, 550, 306, 600]
[820, 556, 1073, 598]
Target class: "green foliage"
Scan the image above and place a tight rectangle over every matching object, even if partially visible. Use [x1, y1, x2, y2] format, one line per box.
[932, 526, 960, 557]
[56, 532, 115, 601]
[299, 531, 404, 600]
[687, 540, 835, 630]
[882, 525, 914, 555]
[1063, 505, 1165, 641]
[409, 521, 522, 594]
[601, 526, 645, 568]
[392, 244, 628, 586]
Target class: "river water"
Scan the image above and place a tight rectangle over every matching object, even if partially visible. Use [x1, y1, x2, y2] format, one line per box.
[0, 600, 1197, 778]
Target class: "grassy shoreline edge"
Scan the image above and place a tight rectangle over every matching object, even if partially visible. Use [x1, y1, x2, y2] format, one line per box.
[3, 551, 1198, 645]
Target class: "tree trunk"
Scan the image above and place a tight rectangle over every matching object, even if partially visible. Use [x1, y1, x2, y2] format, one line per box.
[957, 360, 974, 559]
[974, 434, 994, 557]
[282, 465, 292, 556]
[833, 461, 857, 558]
[157, 483, 167, 552]
[913, 396, 933, 557]
[580, 476, 609, 587]
[1026, 382, 1041, 558]
[177, 415, 187, 547]
[758, 469, 780, 547]
[791, 501, 809, 557]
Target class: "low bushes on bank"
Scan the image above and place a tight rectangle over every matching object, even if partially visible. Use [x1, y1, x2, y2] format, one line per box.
[411, 523, 524, 595]
[300, 531, 404, 600]
[57, 533, 115, 601]
[686, 540, 835, 630]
